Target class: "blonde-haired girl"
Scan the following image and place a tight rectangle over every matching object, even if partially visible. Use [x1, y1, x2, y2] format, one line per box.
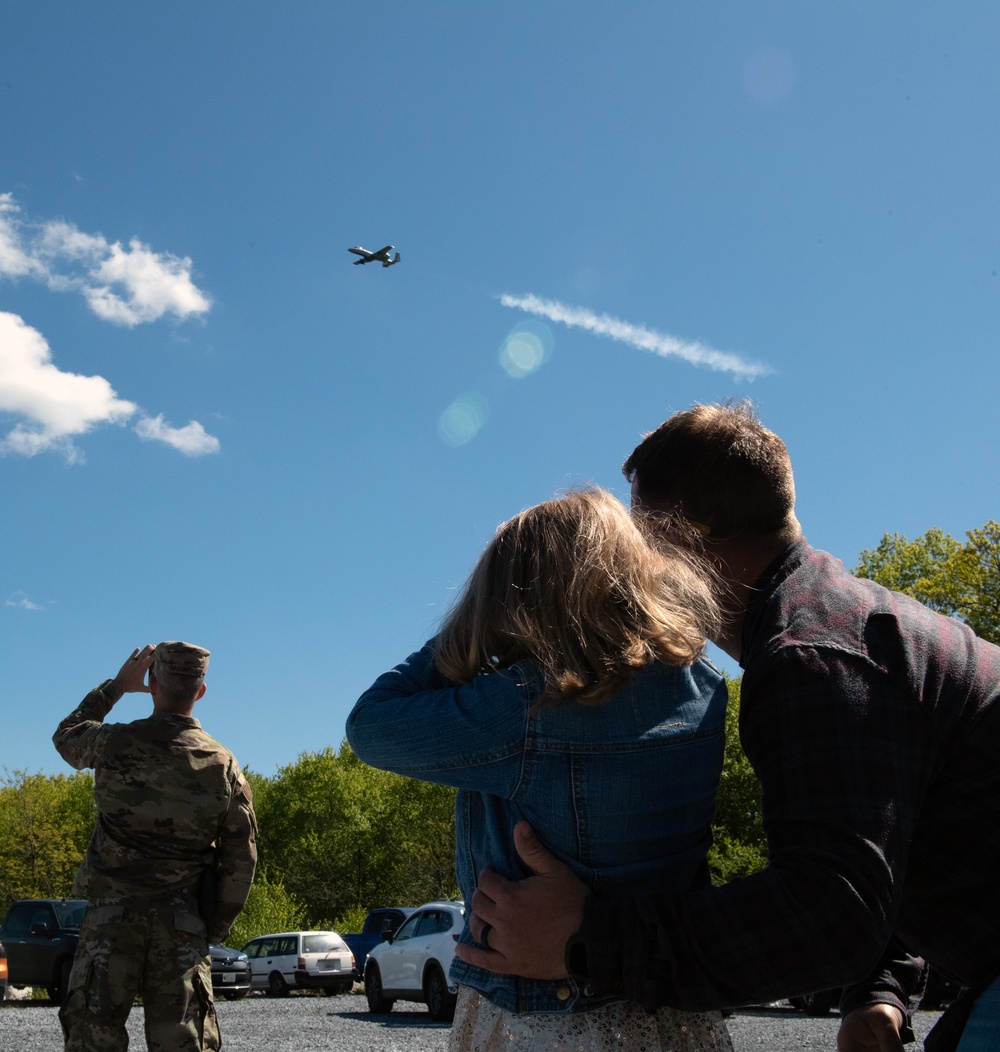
[348, 488, 732, 1052]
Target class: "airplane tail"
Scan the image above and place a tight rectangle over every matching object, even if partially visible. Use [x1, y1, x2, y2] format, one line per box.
[383, 251, 401, 267]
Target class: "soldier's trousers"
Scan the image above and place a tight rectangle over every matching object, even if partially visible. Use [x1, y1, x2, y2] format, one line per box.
[59, 895, 221, 1052]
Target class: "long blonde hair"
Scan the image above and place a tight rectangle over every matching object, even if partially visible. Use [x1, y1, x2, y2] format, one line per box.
[435, 488, 720, 707]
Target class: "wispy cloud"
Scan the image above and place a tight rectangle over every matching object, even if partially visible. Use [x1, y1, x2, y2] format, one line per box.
[135, 414, 220, 456]
[6, 592, 43, 611]
[0, 193, 211, 326]
[500, 293, 771, 381]
[0, 311, 220, 461]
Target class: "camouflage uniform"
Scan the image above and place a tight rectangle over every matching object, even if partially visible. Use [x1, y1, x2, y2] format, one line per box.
[53, 642, 257, 1052]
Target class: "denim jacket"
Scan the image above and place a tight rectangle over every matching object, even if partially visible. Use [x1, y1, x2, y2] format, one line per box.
[346, 641, 727, 1015]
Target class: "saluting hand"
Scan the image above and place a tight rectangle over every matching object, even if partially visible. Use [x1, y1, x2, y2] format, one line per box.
[112, 645, 156, 694]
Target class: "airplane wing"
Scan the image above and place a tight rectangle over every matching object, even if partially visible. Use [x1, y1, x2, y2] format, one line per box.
[373, 245, 394, 259]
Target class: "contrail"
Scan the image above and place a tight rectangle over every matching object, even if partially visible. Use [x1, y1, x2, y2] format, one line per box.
[500, 293, 771, 381]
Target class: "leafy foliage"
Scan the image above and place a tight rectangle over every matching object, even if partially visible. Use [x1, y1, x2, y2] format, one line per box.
[855, 520, 1000, 644]
[226, 870, 305, 950]
[249, 743, 458, 933]
[0, 768, 96, 903]
[707, 680, 766, 882]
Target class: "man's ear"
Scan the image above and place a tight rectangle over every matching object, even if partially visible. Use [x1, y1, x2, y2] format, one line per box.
[195, 683, 207, 702]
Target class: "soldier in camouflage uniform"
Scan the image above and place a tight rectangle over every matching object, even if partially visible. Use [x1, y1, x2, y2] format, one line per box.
[53, 641, 257, 1052]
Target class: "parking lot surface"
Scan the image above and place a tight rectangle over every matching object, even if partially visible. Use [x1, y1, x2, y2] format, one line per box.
[0, 993, 944, 1051]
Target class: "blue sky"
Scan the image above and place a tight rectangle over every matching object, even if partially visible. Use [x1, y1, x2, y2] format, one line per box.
[3, 3, 998, 778]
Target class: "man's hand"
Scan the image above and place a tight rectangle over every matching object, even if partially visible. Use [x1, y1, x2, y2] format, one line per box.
[837, 1004, 906, 1052]
[112, 646, 155, 695]
[454, 821, 588, 979]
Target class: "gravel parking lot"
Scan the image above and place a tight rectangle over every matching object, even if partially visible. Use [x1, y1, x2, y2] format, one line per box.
[0, 994, 944, 1051]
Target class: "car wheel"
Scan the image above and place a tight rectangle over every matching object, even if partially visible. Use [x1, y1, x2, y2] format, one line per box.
[801, 989, 835, 1016]
[365, 964, 394, 1013]
[47, 958, 73, 1005]
[266, 971, 290, 997]
[424, 964, 456, 1023]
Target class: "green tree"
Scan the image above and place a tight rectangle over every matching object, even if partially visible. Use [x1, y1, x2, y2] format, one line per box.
[0, 769, 96, 902]
[250, 743, 457, 928]
[855, 519, 1000, 645]
[708, 679, 767, 883]
[226, 870, 305, 950]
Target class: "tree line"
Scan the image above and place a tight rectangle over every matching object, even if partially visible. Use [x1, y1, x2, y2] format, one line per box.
[3, 519, 994, 948]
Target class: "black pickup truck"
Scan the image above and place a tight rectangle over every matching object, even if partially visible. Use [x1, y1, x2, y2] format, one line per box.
[0, 898, 87, 1003]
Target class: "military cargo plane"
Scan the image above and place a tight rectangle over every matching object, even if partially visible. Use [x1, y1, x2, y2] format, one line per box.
[348, 244, 401, 267]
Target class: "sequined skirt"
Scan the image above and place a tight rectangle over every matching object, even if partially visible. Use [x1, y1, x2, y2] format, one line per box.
[448, 985, 734, 1052]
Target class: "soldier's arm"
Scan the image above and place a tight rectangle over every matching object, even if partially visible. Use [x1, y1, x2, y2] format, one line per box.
[53, 647, 155, 769]
[207, 769, 258, 944]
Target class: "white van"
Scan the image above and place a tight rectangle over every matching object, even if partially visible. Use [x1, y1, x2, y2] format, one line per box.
[241, 930, 355, 996]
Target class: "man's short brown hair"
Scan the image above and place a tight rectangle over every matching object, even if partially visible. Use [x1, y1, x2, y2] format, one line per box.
[622, 400, 796, 540]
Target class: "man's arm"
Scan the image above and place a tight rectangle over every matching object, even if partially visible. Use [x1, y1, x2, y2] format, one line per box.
[53, 646, 155, 769]
[837, 939, 923, 1050]
[837, 1005, 907, 1052]
[455, 822, 588, 978]
[464, 647, 922, 1011]
[206, 765, 258, 945]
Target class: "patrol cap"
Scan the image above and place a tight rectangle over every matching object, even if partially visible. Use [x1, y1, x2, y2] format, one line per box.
[154, 641, 210, 676]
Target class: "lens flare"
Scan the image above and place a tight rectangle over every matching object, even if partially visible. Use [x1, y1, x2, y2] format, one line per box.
[438, 392, 490, 446]
[499, 321, 552, 379]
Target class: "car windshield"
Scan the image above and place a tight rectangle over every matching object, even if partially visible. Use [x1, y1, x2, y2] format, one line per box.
[302, 933, 345, 954]
[53, 901, 88, 928]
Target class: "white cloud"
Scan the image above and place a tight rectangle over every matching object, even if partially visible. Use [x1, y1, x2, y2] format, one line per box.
[135, 414, 220, 456]
[500, 293, 771, 381]
[0, 193, 212, 326]
[0, 195, 218, 461]
[0, 311, 219, 460]
[0, 194, 43, 279]
[6, 592, 43, 611]
[0, 311, 137, 461]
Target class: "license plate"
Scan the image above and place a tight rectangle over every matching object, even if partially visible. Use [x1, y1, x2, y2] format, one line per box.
[319, 961, 340, 971]
[223, 974, 236, 983]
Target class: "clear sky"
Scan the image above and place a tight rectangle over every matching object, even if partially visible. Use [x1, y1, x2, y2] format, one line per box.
[3, 3, 998, 778]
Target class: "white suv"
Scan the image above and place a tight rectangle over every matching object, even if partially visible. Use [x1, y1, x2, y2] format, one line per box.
[241, 930, 355, 996]
[364, 900, 465, 1021]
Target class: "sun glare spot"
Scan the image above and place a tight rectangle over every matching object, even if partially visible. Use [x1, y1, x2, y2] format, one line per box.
[499, 321, 552, 379]
[438, 392, 490, 446]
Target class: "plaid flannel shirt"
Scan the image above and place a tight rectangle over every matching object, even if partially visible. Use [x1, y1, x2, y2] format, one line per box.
[578, 541, 1000, 1021]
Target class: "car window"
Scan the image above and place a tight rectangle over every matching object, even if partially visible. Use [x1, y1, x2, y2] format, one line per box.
[29, 906, 54, 932]
[393, 914, 422, 942]
[415, 911, 441, 938]
[3, 903, 34, 933]
[302, 933, 345, 954]
[436, 911, 455, 933]
[53, 901, 87, 927]
[278, 937, 297, 955]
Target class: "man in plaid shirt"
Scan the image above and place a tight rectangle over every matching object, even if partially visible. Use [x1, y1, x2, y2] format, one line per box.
[456, 402, 1000, 1052]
